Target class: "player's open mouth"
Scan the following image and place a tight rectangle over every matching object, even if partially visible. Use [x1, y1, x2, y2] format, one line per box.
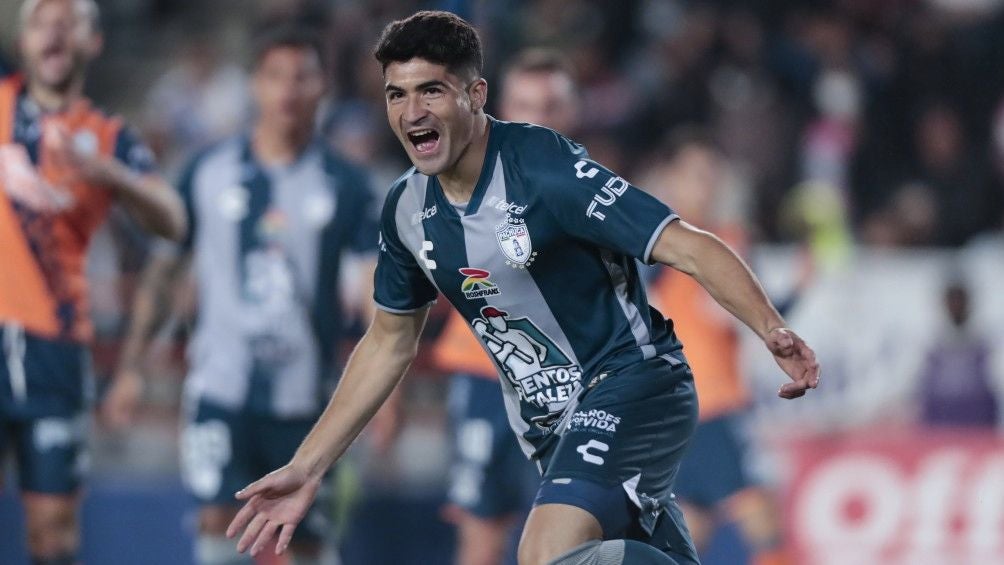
[407, 129, 440, 154]
[41, 43, 69, 63]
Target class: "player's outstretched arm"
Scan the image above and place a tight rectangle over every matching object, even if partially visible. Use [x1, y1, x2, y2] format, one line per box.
[651, 220, 820, 399]
[102, 251, 190, 429]
[226, 306, 430, 556]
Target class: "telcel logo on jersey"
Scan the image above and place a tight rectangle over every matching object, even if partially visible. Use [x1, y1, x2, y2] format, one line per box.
[459, 267, 501, 299]
[411, 205, 437, 225]
[485, 195, 528, 215]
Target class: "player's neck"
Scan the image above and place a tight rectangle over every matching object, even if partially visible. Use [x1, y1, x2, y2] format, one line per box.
[252, 122, 314, 167]
[27, 78, 84, 113]
[438, 114, 490, 204]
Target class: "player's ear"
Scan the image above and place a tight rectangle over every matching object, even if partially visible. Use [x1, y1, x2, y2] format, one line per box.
[469, 78, 488, 113]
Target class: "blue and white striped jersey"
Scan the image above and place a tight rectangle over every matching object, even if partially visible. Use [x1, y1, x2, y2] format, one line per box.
[179, 135, 377, 417]
[375, 119, 685, 456]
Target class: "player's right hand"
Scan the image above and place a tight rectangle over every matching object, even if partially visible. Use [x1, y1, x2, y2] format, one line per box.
[226, 464, 322, 556]
[766, 327, 820, 399]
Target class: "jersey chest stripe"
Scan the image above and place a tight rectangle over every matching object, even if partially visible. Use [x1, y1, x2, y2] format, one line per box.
[600, 249, 655, 359]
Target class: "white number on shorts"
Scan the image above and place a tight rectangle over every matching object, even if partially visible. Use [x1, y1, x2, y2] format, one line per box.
[180, 419, 231, 499]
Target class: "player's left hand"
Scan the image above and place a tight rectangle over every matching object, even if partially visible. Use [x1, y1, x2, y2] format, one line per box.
[227, 464, 322, 557]
[766, 327, 820, 399]
[98, 368, 143, 430]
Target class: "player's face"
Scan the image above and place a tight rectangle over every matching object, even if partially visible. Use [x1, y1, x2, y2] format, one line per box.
[384, 58, 486, 177]
[19, 0, 101, 92]
[253, 47, 326, 134]
[500, 70, 578, 134]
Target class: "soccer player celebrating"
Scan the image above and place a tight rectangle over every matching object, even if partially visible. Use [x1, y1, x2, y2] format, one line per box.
[0, 0, 185, 563]
[433, 48, 582, 565]
[114, 26, 377, 565]
[227, 11, 819, 565]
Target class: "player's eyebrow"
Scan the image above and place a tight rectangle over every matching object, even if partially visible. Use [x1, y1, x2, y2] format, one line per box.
[384, 80, 450, 93]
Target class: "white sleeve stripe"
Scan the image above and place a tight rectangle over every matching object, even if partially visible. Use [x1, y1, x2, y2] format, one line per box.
[643, 214, 679, 265]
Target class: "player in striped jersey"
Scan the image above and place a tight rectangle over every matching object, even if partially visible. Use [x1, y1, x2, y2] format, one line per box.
[0, 1, 185, 563]
[114, 26, 377, 565]
[227, 11, 819, 565]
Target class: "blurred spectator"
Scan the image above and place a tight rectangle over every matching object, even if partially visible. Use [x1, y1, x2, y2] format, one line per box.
[142, 31, 249, 173]
[116, 25, 378, 565]
[0, 1, 185, 564]
[916, 280, 1002, 428]
[642, 128, 792, 565]
[859, 181, 938, 247]
[910, 103, 996, 246]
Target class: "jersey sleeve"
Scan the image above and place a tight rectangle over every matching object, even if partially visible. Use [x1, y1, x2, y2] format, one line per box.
[346, 170, 379, 255]
[372, 187, 438, 313]
[113, 126, 158, 175]
[525, 130, 678, 264]
[174, 152, 202, 253]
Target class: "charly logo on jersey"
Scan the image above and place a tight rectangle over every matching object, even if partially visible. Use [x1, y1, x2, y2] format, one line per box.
[471, 306, 582, 412]
[459, 268, 501, 299]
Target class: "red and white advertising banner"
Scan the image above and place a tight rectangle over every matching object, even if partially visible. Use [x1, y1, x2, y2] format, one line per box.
[780, 430, 1004, 565]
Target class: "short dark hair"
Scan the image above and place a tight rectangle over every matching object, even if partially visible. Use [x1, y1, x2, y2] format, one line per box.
[373, 10, 483, 79]
[251, 24, 328, 73]
[503, 49, 573, 81]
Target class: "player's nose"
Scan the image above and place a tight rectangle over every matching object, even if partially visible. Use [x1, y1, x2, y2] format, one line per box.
[402, 95, 429, 123]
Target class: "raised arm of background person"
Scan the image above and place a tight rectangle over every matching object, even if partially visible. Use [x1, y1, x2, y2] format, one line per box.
[100, 250, 190, 429]
[47, 122, 187, 240]
[226, 306, 430, 556]
[651, 220, 820, 399]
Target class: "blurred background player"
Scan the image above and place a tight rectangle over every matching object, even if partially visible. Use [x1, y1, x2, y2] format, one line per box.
[643, 128, 795, 565]
[0, 0, 186, 563]
[113, 25, 378, 565]
[432, 48, 581, 565]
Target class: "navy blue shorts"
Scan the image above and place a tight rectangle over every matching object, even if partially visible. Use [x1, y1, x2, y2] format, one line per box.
[674, 412, 753, 508]
[446, 373, 539, 519]
[0, 324, 90, 494]
[533, 356, 701, 563]
[181, 398, 329, 541]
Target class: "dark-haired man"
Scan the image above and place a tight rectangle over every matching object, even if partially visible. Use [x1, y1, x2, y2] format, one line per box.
[227, 11, 819, 565]
[115, 26, 377, 565]
[0, 0, 185, 563]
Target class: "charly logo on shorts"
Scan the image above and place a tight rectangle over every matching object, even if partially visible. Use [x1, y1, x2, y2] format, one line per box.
[459, 267, 501, 300]
[495, 216, 538, 269]
[568, 409, 621, 436]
